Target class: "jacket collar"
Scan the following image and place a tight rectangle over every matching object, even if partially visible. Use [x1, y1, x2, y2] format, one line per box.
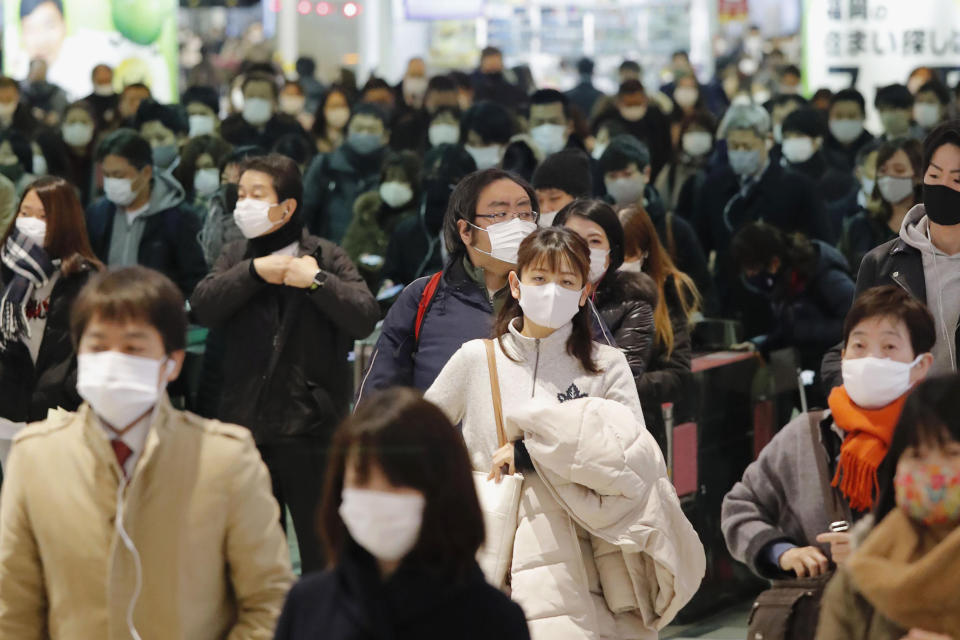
[79, 394, 174, 483]
[503, 316, 573, 359]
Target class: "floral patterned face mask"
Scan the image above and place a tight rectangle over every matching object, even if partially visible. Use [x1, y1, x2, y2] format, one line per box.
[895, 461, 960, 526]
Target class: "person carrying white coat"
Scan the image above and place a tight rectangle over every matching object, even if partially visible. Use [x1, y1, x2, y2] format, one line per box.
[426, 227, 705, 639]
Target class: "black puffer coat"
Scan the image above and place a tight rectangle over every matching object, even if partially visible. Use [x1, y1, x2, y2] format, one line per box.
[594, 270, 658, 389]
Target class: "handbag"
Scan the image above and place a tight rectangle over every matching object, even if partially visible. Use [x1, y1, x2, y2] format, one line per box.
[746, 411, 845, 640]
[473, 339, 524, 589]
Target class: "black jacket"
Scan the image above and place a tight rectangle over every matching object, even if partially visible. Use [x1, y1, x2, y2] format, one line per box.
[594, 270, 658, 384]
[274, 544, 530, 640]
[219, 112, 310, 149]
[0, 262, 96, 423]
[838, 210, 898, 276]
[565, 80, 604, 119]
[823, 128, 876, 171]
[302, 145, 385, 244]
[189, 230, 379, 443]
[471, 72, 529, 113]
[596, 106, 674, 181]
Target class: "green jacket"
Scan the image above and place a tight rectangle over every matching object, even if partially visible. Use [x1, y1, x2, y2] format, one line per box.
[341, 190, 417, 270]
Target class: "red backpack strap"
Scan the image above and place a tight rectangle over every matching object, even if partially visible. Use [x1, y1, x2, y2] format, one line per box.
[414, 272, 443, 343]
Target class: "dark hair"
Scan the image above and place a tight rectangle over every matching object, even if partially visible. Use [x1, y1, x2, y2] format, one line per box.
[874, 376, 960, 522]
[461, 101, 515, 145]
[780, 64, 802, 79]
[95, 129, 152, 170]
[875, 84, 914, 110]
[0, 77, 19, 93]
[598, 134, 651, 174]
[311, 85, 352, 140]
[922, 120, 960, 173]
[830, 88, 866, 114]
[242, 72, 278, 100]
[426, 75, 456, 94]
[182, 85, 220, 114]
[220, 144, 266, 175]
[2, 176, 101, 276]
[71, 266, 187, 353]
[281, 80, 304, 97]
[500, 139, 539, 182]
[32, 126, 71, 178]
[553, 199, 625, 272]
[134, 99, 187, 135]
[348, 102, 388, 128]
[175, 134, 233, 199]
[576, 57, 594, 76]
[295, 56, 316, 77]
[678, 111, 718, 137]
[618, 79, 646, 96]
[379, 150, 422, 201]
[782, 107, 827, 138]
[121, 83, 151, 97]
[450, 71, 472, 90]
[530, 89, 571, 120]
[0, 130, 32, 171]
[730, 222, 818, 279]
[319, 387, 485, 579]
[842, 285, 936, 357]
[493, 227, 599, 374]
[619, 60, 641, 74]
[591, 115, 628, 138]
[875, 137, 923, 222]
[766, 93, 808, 112]
[361, 77, 392, 96]
[271, 133, 315, 167]
[916, 80, 950, 106]
[91, 64, 111, 79]
[442, 168, 538, 256]
[21, 0, 61, 18]
[237, 153, 303, 215]
[480, 46, 502, 60]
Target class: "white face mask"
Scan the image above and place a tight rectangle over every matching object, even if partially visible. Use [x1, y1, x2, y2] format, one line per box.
[279, 94, 306, 115]
[193, 168, 220, 197]
[32, 154, 47, 176]
[242, 97, 273, 126]
[619, 105, 646, 122]
[682, 131, 713, 157]
[233, 198, 278, 238]
[591, 142, 608, 160]
[589, 247, 609, 283]
[860, 176, 875, 198]
[605, 176, 646, 206]
[77, 352, 171, 430]
[674, 86, 699, 108]
[829, 118, 864, 144]
[469, 217, 537, 265]
[379, 181, 413, 209]
[465, 144, 501, 170]
[428, 123, 459, 147]
[94, 83, 114, 97]
[781, 137, 816, 164]
[63, 122, 94, 147]
[914, 102, 941, 128]
[518, 281, 584, 329]
[14, 216, 46, 247]
[531, 123, 567, 156]
[188, 114, 216, 138]
[772, 123, 784, 144]
[842, 355, 924, 409]
[538, 211, 559, 227]
[619, 256, 646, 273]
[339, 488, 425, 561]
[104, 177, 137, 206]
[877, 175, 915, 204]
[325, 107, 350, 129]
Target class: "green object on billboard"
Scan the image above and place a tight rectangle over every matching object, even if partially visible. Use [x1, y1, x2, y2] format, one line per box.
[111, 0, 169, 46]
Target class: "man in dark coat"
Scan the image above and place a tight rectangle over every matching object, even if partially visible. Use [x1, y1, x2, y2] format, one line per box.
[220, 72, 309, 149]
[565, 57, 604, 119]
[593, 80, 674, 181]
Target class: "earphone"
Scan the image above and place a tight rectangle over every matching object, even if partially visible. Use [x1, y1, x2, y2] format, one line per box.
[115, 476, 143, 640]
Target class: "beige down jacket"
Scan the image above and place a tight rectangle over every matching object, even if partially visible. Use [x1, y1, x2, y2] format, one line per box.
[506, 397, 706, 640]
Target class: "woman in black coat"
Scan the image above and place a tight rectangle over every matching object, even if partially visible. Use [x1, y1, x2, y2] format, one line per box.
[0, 177, 101, 423]
[274, 387, 529, 640]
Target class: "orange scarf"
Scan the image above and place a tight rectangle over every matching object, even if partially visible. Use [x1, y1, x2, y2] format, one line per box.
[828, 386, 907, 512]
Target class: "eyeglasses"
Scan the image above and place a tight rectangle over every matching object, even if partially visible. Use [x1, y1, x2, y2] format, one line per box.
[474, 211, 539, 223]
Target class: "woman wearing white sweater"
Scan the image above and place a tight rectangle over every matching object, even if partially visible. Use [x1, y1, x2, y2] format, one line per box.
[426, 227, 697, 639]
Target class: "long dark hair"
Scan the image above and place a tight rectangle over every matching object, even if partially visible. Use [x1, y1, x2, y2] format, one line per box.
[492, 227, 600, 374]
[319, 387, 485, 580]
[730, 222, 819, 282]
[874, 375, 960, 522]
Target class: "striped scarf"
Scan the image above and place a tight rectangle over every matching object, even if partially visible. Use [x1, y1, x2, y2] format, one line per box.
[0, 227, 58, 346]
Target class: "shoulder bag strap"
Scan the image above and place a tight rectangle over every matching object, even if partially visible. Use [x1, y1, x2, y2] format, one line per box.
[484, 339, 507, 448]
[807, 411, 846, 524]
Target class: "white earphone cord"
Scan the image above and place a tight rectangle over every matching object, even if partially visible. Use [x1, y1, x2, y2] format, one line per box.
[115, 478, 143, 640]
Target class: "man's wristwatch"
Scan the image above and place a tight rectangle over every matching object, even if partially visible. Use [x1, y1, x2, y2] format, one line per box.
[310, 269, 328, 291]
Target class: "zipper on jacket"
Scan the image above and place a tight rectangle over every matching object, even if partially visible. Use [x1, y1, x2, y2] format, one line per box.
[531, 339, 541, 398]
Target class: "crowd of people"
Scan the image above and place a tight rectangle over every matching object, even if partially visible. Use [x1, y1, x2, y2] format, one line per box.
[0, 23, 958, 639]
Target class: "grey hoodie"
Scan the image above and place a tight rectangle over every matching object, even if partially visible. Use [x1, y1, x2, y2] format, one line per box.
[900, 204, 960, 376]
[107, 171, 186, 268]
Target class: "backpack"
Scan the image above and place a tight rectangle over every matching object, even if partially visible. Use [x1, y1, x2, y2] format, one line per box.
[414, 271, 443, 344]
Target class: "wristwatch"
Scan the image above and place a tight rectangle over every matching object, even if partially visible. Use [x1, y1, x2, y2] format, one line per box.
[310, 269, 328, 291]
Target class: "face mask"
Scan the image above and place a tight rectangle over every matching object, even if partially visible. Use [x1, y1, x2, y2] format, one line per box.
[279, 95, 306, 115]
[778, 84, 799, 96]
[860, 176, 875, 198]
[151, 144, 178, 169]
[531, 123, 567, 156]
[619, 256, 645, 273]
[728, 149, 761, 176]
[242, 97, 273, 126]
[538, 211, 558, 227]
[922, 183, 960, 226]
[339, 488, 425, 561]
[14, 216, 46, 247]
[347, 132, 384, 155]
[469, 217, 537, 265]
[379, 181, 413, 209]
[233, 198, 279, 238]
[62, 122, 94, 147]
[745, 271, 777, 294]
[193, 168, 220, 197]
[104, 176, 137, 206]
[32, 154, 47, 176]
[605, 176, 646, 206]
[772, 123, 784, 144]
[326, 107, 350, 129]
[880, 110, 910, 136]
[829, 118, 864, 144]
[77, 351, 170, 430]
[188, 114, 216, 138]
[589, 248, 609, 283]
[781, 137, 816, 164]
[465, 144, 501, 170]
[428, 123, 459, 146]
[842, 355, 923, 409]
[877, 175, 915, 204]
[518, 281, 584, 329]
[752, 89, 772, 105]
[682, 131, 712, 157]
[674, 86, 698, 108]
[94, 83, 114, 97]
[913, 103, 941, 129]
[896, 461, 960, 526]
[591, 142, 608, 160]
[0, 102, 17, 118]
[619, 105, 647, 122]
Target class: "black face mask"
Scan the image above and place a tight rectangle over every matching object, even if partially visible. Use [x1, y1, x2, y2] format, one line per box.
[923, 183, 960, 226]
[744, 271, 777, 295]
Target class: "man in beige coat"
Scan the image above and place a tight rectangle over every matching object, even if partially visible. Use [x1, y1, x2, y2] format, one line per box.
[0, 266, 294, 639]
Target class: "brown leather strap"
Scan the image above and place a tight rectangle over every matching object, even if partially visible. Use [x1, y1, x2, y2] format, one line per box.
[484, 339, 507, 448]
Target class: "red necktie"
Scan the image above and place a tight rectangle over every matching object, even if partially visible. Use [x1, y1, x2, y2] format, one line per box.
[111, 439, 133, 473]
